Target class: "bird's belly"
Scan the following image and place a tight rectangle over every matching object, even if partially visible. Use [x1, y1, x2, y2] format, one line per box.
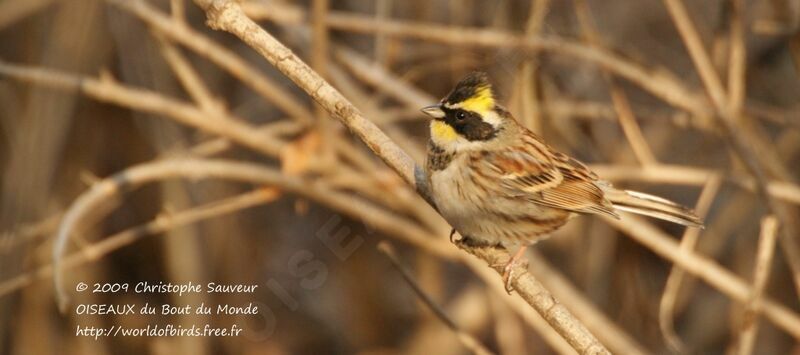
[430, 163, 569, 247]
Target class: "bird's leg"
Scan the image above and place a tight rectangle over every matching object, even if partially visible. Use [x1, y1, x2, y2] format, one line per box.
[502, 245, 529, 294]
[454, 235, 525, 292]
[449, 228, 457, 243]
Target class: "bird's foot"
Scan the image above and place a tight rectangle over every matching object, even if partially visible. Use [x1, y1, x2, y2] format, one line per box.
[454, 235, 499, 248]
[498, 246, 529, 294]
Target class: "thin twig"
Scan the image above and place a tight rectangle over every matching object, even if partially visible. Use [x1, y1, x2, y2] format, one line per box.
[310, 0, 337, 170]
[525, 250, 649, 355]
[662, 0, 800, 300]
[574, 0, 658, 165]
[106, 0, 315, 125]
[154, 32, 223, 114]
[736, 216, 779, 355]
[515, 0, 551, 133]
[245, 1, 714, 121]
[50, 158, 457, 310]
[197, 0, 421, 191]
[30, 154, 573, 355]
[0, 58, 445, 274]
[603, 214, 800, 340]
[726, 0, 746, 118]
[378, 242, 496, 355]
[334, 46, 435, 108]
[0, 188, 278, 297]
[590, 164, 800, 205]
[658, 176, 722, 353]
[460, 244, 611, 354]
[0, 60, 284, 156]
[0, 0, 54, 30]
[662, 0, 728, 111]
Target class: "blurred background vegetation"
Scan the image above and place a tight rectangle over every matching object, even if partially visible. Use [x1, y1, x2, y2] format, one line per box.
[0, 0, 799, 354]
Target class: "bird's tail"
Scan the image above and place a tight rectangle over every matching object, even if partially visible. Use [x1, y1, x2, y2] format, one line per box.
[602, 186, 704, 228]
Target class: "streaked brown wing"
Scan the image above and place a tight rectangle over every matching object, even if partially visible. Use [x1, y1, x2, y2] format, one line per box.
[538, 180, 618, 218]
[551, 150, 599, 181]
[476, 134, 618, 218]
[483, 149, 564, 194]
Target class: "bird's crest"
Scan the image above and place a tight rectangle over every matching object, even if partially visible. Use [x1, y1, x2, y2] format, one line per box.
[444, 71, 495, 113]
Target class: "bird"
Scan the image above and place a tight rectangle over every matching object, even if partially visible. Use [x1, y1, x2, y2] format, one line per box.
[421, 71, 703, 292]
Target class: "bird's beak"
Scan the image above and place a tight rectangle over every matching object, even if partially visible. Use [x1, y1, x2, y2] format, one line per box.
[420, 104, 445, 119]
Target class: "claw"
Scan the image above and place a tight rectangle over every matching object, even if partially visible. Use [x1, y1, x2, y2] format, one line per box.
[449, 229, 457, 243]
[502, 263, 515, 294]
[500, 246, 529, 294]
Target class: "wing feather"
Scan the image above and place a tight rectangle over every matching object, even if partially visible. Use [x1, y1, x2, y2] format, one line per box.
[472, 135, 617, 218]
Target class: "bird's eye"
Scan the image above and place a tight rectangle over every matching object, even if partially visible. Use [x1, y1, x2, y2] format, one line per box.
[456, 111, 466, 120]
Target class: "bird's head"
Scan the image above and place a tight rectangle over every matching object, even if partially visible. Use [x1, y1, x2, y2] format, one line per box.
[421, 71, 506, 150]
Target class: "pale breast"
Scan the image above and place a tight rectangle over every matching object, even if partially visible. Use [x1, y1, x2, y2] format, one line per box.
[429, 155, 484, 233]
[428, 152, 571, 247]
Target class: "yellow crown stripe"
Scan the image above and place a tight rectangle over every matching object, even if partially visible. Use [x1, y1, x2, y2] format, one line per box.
[459, 86, 494, 112]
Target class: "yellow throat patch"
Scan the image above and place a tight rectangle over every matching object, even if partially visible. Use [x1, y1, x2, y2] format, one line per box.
[431, 120, 458, 142]
[459, 86, 494, 113]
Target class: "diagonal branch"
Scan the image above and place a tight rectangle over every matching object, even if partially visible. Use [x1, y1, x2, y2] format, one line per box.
[189, 0, 609, 353]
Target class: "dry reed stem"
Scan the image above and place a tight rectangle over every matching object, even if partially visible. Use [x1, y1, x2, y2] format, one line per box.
[403, 285, 491, 355]
[196, 0, 421, 187]
[488, 291, 531, 355]
[334, 44, 788, 131]
[479, 272, 580, 354]
[5, 156, 572, 353]
[591, 164, 800, 205]
[0, 188, 277, 297]
[0, 60, 284, 157]
[170, 0, 186, 23]
[25, 160, 798, 351]
[662, 0, 728, 111]
[326, 63, 427, 162]
[49, 158, 457, 309]
[663, 0, 800, 301]
[143, 43, 406, 226]
[378, 242, 496, 355]
[0, 57, 439, 277]
[33, 156, 578, 354]
[462, 245, 610, 354]
[152, 25, 423, 229]
[107, 0, 315, 125]
[2, 13, 797, 350]
[736, 216, 779, 355]
[0, 212, 62, 253]
[515, 0, 551, 133]
[458, 248, 646, 354]
[275, 1, 789, 192]
[309, 0, 337, 171]
[604, 214, 800, 339]
[243, 1, 714, 121]
[189, 1, 610, 353]
[0, 0, 54, 30]
[372, 0, 392, 67]
[0, 0, 792, 352]
[726, 0, 746, 118]
[659, 176, 722, 352]
[574, 0, 658, 166]
[333, 46, 434, 107]
[154, 32, 223, 114]
[0, 64, 411, 262]
[525, 250, 649, 355]
[2, 172, 449, 301]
